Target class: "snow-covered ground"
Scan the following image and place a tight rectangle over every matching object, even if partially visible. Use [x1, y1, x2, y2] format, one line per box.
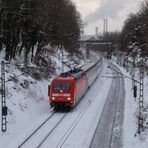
[113, 61, 148, 148]
[0, 52, 148, 148]
[0, 63, 51, 147]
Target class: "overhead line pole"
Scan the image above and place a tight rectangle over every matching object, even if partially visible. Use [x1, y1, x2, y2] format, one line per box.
[1, 61, 7, 132]
[0, 1, 8, 132]
[138, 65, 144, 133]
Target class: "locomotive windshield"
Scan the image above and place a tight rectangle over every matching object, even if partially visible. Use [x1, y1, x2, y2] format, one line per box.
[53, 83, 70, 90]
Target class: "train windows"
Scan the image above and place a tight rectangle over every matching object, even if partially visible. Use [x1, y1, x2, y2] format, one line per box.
[53, 83, 70, 90]
[53, 83, 61, 90]
[62, 83, 70, 90]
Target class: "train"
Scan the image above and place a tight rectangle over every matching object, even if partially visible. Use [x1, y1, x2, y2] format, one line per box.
[48, 58, 102, 110]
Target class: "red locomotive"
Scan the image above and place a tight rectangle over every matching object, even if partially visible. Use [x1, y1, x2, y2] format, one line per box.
[48, 59, 102, 110]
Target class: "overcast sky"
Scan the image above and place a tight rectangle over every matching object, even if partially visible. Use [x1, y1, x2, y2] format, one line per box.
[72, 0, 144, 35]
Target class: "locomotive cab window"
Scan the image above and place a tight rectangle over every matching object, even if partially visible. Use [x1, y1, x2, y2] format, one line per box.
[53, 83, 70, 90]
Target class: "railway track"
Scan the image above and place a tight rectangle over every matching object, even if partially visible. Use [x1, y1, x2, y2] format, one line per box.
[19, 81, 105, 148]
[17, 61, 109, 148]
[18, 112, 55, 147]
[90, 63, 125, 148]
[18, 112, 67, 148]
[55, 80, 106, 148]
[39, 62, 109, 148]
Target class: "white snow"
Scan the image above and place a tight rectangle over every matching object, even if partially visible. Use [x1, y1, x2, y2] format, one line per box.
[0, 52, 148, 148]
[112, 61, 148, 148]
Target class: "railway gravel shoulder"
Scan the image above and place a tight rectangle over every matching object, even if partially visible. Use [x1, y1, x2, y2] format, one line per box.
[90, 63, 125, 148]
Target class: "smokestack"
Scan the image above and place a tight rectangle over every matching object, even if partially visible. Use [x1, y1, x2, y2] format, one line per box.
[106, 19, 108, 38]
[95, 26, 98, 37]
[103, 19, 106, 38]
[103, 18, 108, 39]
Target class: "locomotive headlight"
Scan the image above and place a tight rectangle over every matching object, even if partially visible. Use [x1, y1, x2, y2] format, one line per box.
[67, 97, 71, 101]
[52, 97, 55, 100]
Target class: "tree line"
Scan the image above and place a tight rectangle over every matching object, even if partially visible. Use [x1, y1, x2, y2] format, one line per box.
[0, 0, 82, 63]
[120, 0, 148, 56]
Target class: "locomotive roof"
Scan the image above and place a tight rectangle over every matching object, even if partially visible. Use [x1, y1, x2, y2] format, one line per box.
[71, 71, 84, 80]
[53, 59, 101, 82]
[54, 75, 74, 80]
[53, 68, 84, 81]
